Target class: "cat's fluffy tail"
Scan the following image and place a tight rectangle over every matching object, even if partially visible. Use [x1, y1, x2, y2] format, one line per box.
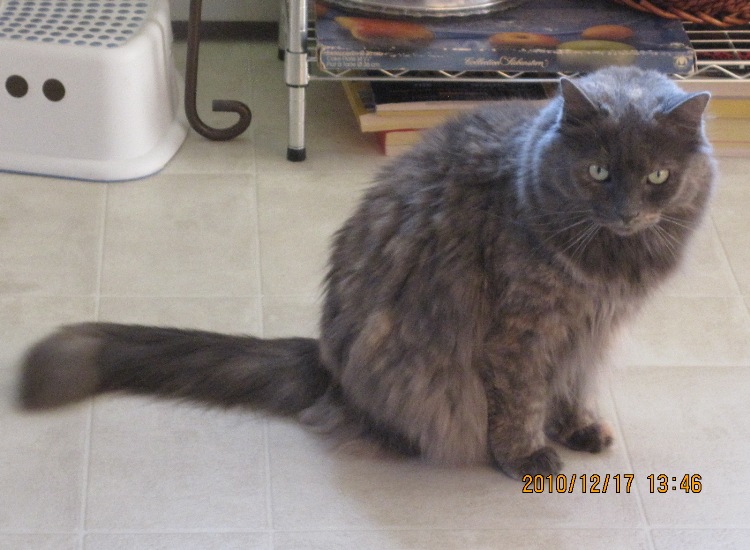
[19, 323, 331, 414]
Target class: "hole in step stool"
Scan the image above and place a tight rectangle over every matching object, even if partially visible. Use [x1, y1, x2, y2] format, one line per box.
[42, 78, 65, 101]
[5, 75, 28, 98]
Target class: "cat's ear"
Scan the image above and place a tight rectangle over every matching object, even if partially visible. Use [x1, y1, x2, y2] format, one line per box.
[661, 92, 711, 128]
[559, 78, 600, 124]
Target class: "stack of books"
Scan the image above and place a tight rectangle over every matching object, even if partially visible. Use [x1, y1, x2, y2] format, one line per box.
[345, 80, 750, 157]
[703, 98, 750, 157]
[342, 79, 550, 156]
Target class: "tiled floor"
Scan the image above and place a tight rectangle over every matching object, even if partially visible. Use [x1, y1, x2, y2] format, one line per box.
[1, 40, 749, 550]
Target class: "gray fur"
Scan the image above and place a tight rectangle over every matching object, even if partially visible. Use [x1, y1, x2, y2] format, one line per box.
[19, 67, 715, 479]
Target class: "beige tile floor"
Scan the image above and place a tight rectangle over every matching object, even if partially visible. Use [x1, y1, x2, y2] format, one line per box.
[1, 40, 749, 550]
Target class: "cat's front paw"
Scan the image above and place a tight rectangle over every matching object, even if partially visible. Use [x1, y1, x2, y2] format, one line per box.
[496, 446, 563, 479]
[563, 422, 613, 454]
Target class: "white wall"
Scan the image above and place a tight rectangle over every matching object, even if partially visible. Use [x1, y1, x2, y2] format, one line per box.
[169, 0, 279, 22]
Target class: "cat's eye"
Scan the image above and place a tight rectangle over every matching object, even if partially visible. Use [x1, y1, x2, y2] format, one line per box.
[588, 164, 610, 182]
[647, 170, 670, 185]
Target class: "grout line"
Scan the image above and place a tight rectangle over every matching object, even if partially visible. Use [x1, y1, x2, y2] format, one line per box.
[606, 381, 656, 550]
[263, 419, 276, 543]
[710, 210, 750, 318]
[707, 213, 744, 298]
[252, 177, 265, 340]
[71, 528, 274, 535]
[77, 400, 94, 550]
[5, 526, 750, 536]
[246, 68, 265, 339]
[249, 67, 276, 545]
[93, 183, 109, 321]
[77, 182, 109, 549]
[0, 292, 321, 300]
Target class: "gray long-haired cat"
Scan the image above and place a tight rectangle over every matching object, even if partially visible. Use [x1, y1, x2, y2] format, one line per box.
[19, 67, 715, 479]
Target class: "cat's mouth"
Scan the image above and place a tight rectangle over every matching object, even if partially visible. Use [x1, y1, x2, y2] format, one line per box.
[607, 225, 641, 237]
[595, 210, 660, 237]
[603, 214, 659, 237]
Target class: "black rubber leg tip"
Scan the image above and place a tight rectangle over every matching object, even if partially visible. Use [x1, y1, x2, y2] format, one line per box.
[287, 148, 306, 162]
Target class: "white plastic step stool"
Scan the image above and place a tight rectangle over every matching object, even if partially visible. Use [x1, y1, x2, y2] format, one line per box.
[0, 0, 187, 181]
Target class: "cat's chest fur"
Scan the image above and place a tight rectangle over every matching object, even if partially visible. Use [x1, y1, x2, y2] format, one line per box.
[482, 205, 641, 382]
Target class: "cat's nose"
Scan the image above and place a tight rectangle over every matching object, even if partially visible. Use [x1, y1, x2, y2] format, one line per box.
[619, 211, 640, 224]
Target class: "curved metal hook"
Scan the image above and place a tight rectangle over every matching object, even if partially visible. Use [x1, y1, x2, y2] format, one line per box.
[185, 0, 252, 141]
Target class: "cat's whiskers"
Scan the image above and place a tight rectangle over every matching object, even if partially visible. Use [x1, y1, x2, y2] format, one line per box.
[648, 224, 679, 261]
[559, 221, 600, 262]
[528, 214, 598, 258]
[577, 224, 602, 261]
[659, 214, 694, 232]
[517, 210, 594, 242]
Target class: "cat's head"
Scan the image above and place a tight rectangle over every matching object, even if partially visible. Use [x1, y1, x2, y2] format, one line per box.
[526, 67, 714, 242]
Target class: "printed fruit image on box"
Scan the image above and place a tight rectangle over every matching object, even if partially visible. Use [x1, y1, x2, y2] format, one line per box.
[315, 0, 695, 74]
